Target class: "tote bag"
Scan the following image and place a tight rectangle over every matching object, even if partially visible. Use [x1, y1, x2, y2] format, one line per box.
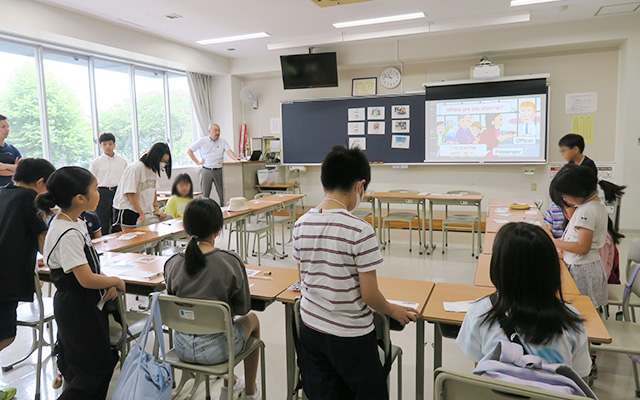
[113, 293, 172, 400]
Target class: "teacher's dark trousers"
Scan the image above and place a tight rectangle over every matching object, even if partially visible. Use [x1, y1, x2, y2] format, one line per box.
[200, 167, 224, 205]
[96, 187, 117, 235]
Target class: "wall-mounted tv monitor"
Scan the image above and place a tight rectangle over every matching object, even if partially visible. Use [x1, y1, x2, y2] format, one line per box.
[280, 52, 338, 90]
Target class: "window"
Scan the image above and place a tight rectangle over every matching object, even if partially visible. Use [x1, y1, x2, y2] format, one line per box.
[0, 42, 42, 157]
[43, 52, 94, 168]
[135, 68, 166, 156]
[168, 74, 196, 167]
[95, 60, 135, 162]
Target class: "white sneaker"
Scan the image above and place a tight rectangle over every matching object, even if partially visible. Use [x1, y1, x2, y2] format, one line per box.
[219, 376, 245, 400]
[241, 383, 261, 400]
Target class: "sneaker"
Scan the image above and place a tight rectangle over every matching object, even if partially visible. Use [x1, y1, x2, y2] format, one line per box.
[219, 376, 245, 400]
[242, 383, 262, 400]
[0, 388, 16, 400]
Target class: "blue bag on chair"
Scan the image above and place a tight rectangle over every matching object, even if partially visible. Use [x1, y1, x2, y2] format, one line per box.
[113, 293, 172, 400]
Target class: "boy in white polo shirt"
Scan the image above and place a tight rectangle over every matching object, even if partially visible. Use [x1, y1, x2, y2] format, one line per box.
[293, 145, 417, 399]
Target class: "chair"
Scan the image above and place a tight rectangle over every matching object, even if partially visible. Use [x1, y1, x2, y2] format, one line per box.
[157, 294, 266, 400]
[108, 292, 151, 366]
[2, 271, 55, 400]
[434, 368, 593, 400]
[594, 238, 640, 398]
[381, 189, 422, 253]
[607, 238, 640, 321]
[442, 190, 480, 258]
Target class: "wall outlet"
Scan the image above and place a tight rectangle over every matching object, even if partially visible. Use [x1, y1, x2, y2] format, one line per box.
[531, 183, 537, 191]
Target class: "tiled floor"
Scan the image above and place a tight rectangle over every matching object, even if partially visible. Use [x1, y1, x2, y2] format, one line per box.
[1, 227, 639, 400]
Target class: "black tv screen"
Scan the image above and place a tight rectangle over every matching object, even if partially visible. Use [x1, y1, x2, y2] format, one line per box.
[280, 52, 338, 90]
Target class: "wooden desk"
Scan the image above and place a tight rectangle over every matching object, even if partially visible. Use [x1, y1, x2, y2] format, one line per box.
[485, 215, 542, 233]
[489, 198, 538, 208]
[488, 206, 542, 218]
[426, 193, 484, 257]
[246, 265, 299, 306]
[92, 219, 186, 254]
[419, 282, 611, 399]
[277, 277, 435, 400]
[474, 254, 579, 294]
[483, 232, 496, 254]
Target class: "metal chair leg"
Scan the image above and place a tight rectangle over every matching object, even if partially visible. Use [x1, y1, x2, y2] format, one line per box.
[398, 350, 403, 400]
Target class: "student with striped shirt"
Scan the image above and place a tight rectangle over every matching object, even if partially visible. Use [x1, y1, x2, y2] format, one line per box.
[293, 146, 418, 400]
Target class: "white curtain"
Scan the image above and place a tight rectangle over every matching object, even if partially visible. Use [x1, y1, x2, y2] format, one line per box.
[187, 72, 213, 137]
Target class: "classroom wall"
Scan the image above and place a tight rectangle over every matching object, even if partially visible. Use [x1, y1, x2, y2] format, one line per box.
[232, 13, 640, 230]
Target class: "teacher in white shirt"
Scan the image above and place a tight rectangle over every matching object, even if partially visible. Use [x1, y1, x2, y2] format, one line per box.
[187, 123, 240, 205]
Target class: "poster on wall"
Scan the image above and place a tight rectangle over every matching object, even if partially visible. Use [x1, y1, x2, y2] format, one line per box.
[392, 120, 410, 133]
[347, 122, 366, 135]
[565, 92, 598, 114]
[392, 105, 410, 119]
[391, 135, 410, 149]
[348, 107, 366, 121]
[367, 106, 385, 120]
[349, 137, 366, 150]
[367, 121, 385, 135]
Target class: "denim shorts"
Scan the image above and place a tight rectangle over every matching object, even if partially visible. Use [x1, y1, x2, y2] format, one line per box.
[174, 324, 247, 365]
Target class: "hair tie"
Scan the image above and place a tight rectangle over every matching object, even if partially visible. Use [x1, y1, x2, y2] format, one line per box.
[191, 235, 199, 240]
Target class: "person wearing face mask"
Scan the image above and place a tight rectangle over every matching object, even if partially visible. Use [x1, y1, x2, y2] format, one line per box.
[292, 145, 418, 400]
[187, 123, 240, 206]
[113, 142, 172, 232]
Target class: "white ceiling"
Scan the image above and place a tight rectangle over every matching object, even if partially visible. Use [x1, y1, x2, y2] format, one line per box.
[35, 0, 639, 58]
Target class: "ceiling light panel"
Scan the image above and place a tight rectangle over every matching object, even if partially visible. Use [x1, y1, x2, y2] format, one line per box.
[333, 12, 426, 28]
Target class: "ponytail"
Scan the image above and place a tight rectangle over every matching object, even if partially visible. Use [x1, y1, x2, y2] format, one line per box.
[184, 236, 206, 276]
[35, 191, 57, 212]
[598, 180, 626, 204]
[607, 217, 625, 245]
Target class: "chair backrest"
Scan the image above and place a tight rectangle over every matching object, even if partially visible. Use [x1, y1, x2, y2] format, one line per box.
[434, 368, 590, 400]
[628, 239, 640, 265]
[157, 294, 233, 336]
[447, 190, 481, 195]
[623, 239, 640, 317]
[373, 311, 391, 360]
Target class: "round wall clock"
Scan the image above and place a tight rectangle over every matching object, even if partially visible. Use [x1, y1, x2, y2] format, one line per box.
[380, 67, 402, 89]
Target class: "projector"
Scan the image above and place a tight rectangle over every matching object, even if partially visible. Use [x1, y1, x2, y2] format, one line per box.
[473, 64, 502, 80]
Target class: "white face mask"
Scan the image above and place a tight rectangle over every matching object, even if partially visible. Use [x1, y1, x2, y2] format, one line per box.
[351, 182, 365, 212]
[159, 162, 168, 170]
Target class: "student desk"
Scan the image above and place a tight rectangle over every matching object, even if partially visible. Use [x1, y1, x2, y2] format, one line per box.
[255, 183, 304, 208]
[474, 253, 579, 294]
[488, 198, 538, 208]
[92, 218, 187, 254]
[485, 211, 542, 233]
[426, 193, 484, 256]
[276, 277, 435, 400]
[483, 232, 564, 259]
[419, 282, 611, 400]
[368, 192, 429, 254]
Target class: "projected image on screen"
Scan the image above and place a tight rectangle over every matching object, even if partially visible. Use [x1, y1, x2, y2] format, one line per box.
[425, 94, 547, 163]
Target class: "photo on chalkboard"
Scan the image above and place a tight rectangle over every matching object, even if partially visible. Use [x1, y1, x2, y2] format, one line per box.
[367, 106, 385, 120]
[392, 120, 410, 133]
[348, 107, 366, 121]
[392, 105, 410, 119]
[367, 121, 385, 135]
[349, 137, 366, 150]
[391, 135, 410, 149]
[347, 122, 366, 135]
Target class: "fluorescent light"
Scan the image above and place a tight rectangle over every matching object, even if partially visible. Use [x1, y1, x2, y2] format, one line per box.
[510, 0, 560, 6]
[333, 12, 425, 29]
[430, 11, 530, 32]
[343, 26, 430, 42]
[197, 32, 270, 45]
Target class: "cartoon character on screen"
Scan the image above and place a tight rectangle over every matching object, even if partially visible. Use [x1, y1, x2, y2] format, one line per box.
[470, 121, 483, 144]
[436, 121, 447, 146]
[442, 121, 455, 143]
[453, 114, 474, 144]
[517, 101, 538, 138]
[479, 113, 517, 156]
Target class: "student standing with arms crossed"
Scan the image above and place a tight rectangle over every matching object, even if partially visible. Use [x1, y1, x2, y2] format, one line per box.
[89, 132, 128, 235]
[292, 146, 417, 400]
[187, 123, 240, 205]
[0, 158, 55, 400]
[37, 167, 125, 400]
[0, 115, 21, 188]
[113, 142, 171, 232]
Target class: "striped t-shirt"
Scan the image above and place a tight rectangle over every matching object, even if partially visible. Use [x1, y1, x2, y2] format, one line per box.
[293, 208, 383, 337]
[543, 203, 565, 239]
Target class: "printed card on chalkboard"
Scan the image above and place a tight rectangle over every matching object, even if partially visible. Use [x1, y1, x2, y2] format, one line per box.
[392, 105, 410, 119]
[392, 120, 410, 133]
[348, 107, 365, 121]
[347, 122, 365, 135]
[367, 106, 385, 120]
[349, 137, 366, 150]
[367, 121, 385, 135]
[391, 135, 410, 149]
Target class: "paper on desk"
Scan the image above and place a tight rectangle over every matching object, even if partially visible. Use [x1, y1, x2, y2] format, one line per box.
[135, 256, 158, 264]
[246, 269, 261, 277]
[526, 220, 542, 226]
[221, 206, 229, 212]
[525, 210, 538, 215]
[493, 219, 510, 224]
[498, 213, 512, 217]
[101, 260, 136, 268]
[443, 300, 475, 313]
[494, 208, 509, 213]
[418, 192, 429, 196]
[119, 232, 145, 241]
[388, 299, 420, 310]
[92, 236, 110, 244]
[102, 267, 162, 280]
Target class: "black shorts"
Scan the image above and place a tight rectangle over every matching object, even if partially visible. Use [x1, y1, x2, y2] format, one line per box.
[113, 208, 140, 228]
[0, 301, 19, 341]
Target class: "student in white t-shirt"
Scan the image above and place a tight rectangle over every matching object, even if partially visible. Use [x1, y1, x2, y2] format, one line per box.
[113, 142, 172, 232]
[36, 166, 125, 399]
[292, 145, 418, 400]
[457, 222, 591, 378]
[549, 163, 626, 309]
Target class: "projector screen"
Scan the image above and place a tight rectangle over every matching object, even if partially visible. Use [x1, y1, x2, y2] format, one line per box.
[424, 80, 549, 164]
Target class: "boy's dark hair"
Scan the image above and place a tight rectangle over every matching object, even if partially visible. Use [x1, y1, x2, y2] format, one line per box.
[13, 158, 55, 185]
[98, 132, 116, 144]
[35, 167, 94, 210]
[0, 114, 6, 122]
[558, 133, 585, 153]
[140, 142, 172, 179]
[484, 222, 583, 345]
[436, 121, 445, 127]
[321, 145, 370, 192]
[183, 198, 223, 276]
[171, 173, 193, 198]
